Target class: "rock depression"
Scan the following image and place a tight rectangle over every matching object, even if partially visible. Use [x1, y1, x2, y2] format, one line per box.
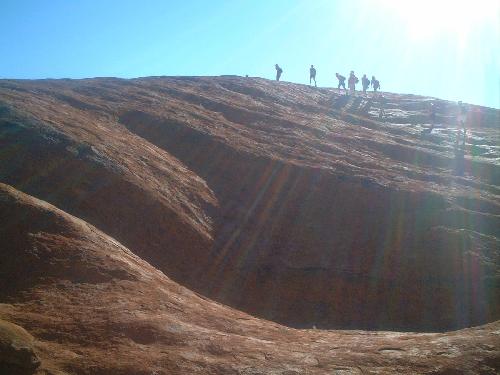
[0, 76, 499, 373]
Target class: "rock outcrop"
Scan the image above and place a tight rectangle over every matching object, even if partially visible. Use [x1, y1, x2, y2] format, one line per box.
[0, 182, 499, 374]
[0, 76, 499, 373]
[0, 319, 40, 374]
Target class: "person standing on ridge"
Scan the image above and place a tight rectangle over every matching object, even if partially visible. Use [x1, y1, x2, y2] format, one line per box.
[378, 96, 387, 120]
[457, 101, 467, 129]
[361, 74, 370, 95]
[275, 64, 283, 81]
[453, 102, 468, 175]
[310, 65, 317, 87]
[336, 73, 346, 92]
[429, 102, 437, 127]
[371, 76, 380, 92]
[348, 71, 358, 94]
[422, 102, 437, 135]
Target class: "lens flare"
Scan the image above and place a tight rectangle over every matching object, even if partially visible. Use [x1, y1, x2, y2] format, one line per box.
[377, 0, 499, 40]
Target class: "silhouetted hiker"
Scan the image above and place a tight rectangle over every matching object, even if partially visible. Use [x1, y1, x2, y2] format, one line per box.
[378, 96, 386, 120]
[361, 74, 370, 95]
[348, 71, 358, 94]
[429, 102, 437, 126]
[336, 73, 346, 92]
[453, 127, 467, 149]
[453, 128, 466, 175]
[371, 76, 380, 92]
[275, 64, 283, 81]
[454, 129, 461, 149]
[457, 101, 467, 129]
[422, 102, 437, 135]
[310, 65, 317, 87]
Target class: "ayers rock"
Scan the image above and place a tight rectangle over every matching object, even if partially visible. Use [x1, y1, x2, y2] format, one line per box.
[0, 76, 499, 374]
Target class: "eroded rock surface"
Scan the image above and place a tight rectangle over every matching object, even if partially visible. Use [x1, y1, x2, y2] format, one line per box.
[1, 76, 498, 332]
[0, 319, 40, 374]
[0, 183, 499, 374]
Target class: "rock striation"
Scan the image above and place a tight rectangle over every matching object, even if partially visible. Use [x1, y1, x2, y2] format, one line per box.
[0, 76, 499, 373]
[0, 182, 499, 374]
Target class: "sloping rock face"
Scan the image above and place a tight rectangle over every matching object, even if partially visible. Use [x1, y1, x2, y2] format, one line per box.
[0, 319, 40, 374]
[1, 76, 498, 333]
[0, 85, 217, 290]
[1, 183, 499, 374]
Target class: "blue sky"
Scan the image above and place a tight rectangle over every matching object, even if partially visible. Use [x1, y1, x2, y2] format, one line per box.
[1, 0, 499, 108]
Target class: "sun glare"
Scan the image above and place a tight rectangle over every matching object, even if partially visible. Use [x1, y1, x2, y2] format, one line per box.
[378, 0, 499, 40]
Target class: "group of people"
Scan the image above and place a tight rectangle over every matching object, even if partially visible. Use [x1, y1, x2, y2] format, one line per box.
[273, 63, 471, 175]
[335, 71, 380, 95]
[274, 64, 380, 95]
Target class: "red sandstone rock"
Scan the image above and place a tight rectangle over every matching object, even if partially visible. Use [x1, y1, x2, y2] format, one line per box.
[0, 183, 499, 374]
[0, 76, 499, 373]
[0, 319, 40, 373]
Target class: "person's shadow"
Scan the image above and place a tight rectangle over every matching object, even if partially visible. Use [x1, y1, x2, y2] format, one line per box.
[332, 95, 350, 110]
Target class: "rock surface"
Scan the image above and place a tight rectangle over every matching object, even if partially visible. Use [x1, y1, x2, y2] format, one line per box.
[0, 319, 40, 373]
[1, 76, 498, 331]
[0, 182, 499, 374]
[0, 76, 499, 373]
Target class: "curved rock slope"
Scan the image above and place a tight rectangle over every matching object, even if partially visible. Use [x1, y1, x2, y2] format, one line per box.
[0, 76, 499, 333]
[1, 183, 499, 374]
